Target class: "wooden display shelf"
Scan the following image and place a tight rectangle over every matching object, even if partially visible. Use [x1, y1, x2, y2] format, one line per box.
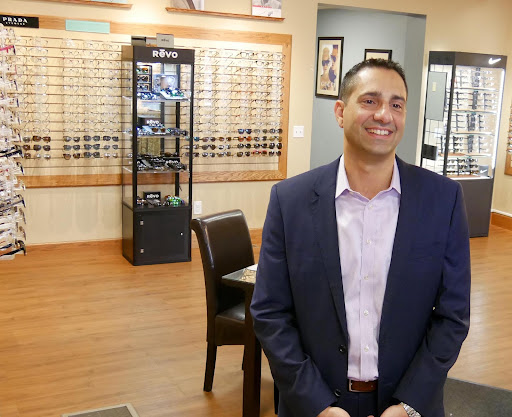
[25, 0, 133, 8]
[165, 7, 284, 22]
[123, 170, 286, 185]
[24, 170, 286, 187]
[193, 169, 286, 183]
[505, 153, 512, 176]
[24, 174, 122, 188]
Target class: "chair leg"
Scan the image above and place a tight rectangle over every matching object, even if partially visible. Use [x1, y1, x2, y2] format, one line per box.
[204, 343, 217, 392]
[274, 382, 279, 414]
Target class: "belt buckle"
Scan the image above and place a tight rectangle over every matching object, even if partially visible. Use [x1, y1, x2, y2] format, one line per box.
[348, 379, 362, 393]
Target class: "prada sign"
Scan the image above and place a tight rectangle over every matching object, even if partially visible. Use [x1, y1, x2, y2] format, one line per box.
[1, 15, 39, 28]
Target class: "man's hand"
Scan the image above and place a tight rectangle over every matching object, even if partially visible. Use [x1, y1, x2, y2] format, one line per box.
[380, 404, 408, 417]
[316, 406, 351, 417]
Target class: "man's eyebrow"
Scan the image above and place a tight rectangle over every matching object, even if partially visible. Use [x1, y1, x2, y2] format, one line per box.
[358, 91, 406, 102]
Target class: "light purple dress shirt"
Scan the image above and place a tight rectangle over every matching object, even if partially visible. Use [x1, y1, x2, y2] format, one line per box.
[335, 155, 401, 382]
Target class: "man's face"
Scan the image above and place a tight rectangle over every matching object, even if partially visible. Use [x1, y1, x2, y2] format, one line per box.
[335, 67, 407, 161]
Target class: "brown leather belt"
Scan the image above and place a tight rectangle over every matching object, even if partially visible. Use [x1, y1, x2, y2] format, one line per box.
[348, 379, 378, 393]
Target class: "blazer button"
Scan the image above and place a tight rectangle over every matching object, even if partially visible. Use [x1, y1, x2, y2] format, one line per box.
[339, 345, 347, 354]
[334, 389, 342, 397]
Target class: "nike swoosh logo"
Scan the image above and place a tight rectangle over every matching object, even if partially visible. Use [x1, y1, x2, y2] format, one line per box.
[488, 58, 501, 65]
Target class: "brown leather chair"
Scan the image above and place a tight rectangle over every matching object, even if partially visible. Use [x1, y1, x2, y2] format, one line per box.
[191, 209, 255, 392]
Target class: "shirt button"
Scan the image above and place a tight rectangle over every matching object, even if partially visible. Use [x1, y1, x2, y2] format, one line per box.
[368, 204, 373, 210]
[364, 275, 369, 281]
[363, 310, 369, 316]
[364, 345, 370, 353]
[366, 239, 372, 245]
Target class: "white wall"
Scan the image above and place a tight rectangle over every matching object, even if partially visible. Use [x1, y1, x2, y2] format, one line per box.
[310, 8, 426, 169]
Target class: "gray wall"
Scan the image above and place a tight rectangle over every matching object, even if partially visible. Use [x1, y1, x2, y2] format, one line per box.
[310, 8, 426, 169]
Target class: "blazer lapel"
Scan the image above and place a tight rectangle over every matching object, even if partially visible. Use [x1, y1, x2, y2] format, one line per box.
[311, 158, 349, 341]
[379, 158, 421, 341]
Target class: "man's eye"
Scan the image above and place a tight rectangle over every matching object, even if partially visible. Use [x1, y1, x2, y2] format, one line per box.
[364, 99, 375, 105]
[392, 103, 403, 110]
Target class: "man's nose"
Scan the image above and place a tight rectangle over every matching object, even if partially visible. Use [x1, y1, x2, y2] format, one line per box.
[374, 104, 392, 124]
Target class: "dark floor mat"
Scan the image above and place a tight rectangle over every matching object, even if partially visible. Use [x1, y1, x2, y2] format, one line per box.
[62, 404, 139, 417]
[445, 378, 512, 416]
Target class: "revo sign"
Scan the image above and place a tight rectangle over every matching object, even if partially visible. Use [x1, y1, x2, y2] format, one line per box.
[132, 45, 194, 64]
[152, 49, 179, 59]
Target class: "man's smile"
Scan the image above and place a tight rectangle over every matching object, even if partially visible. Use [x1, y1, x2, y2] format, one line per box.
[366, 128, 393, 136]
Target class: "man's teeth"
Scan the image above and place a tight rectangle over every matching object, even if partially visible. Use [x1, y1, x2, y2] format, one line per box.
[367, 129, 391, 136]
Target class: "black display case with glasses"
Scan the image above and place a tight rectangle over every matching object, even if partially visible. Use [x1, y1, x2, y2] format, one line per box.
[121, 45, 194, 265]
[420, 51, 507, 237]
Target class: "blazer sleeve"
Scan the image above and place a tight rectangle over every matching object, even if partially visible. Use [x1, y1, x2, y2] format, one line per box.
[250, 185, 337, 417]
[393, 183, 471, 416]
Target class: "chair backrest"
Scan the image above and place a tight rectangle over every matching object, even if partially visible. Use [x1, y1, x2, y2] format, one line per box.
[191, 210, 255, 335]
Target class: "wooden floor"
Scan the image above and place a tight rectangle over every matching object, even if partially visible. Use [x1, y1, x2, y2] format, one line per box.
[0, 225, 511, 417]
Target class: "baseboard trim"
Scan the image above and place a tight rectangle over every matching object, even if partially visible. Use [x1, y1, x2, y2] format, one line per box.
[491, 212, 512, 232]
[26, 229, 264, 253]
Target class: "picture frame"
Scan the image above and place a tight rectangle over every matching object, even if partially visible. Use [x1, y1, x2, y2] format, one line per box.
[364, 49, 392, 61]
[315, 37, 344, 99]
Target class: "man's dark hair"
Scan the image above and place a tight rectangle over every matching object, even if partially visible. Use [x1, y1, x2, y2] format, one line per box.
[338, 59, 408, 102]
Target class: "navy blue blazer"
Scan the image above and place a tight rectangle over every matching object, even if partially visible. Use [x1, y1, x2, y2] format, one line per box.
[251, 157, 471, 417]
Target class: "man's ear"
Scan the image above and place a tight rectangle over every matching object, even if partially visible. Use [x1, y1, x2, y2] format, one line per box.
[334, 100, 345, 128]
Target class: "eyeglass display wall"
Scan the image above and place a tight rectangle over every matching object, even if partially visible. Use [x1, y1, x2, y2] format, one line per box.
[7, 22, 290, 188]
[10, 34, 124, 185]
[0, 24, 27, 260]
[185, 47, 285, 163]
[421, 51, 507, 237]
[505, 106, 512, 176]
[121, 45, 194, 265]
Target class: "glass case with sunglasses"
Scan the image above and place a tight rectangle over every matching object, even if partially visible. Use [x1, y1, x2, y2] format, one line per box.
[421, 51, 507, 237]
[121, 45, 194, 265]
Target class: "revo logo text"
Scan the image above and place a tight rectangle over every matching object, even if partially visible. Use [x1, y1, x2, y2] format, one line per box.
[152, 49, 179, 59]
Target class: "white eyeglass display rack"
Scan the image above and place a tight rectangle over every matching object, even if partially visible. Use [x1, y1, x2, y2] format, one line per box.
[0, 24, 27, 260]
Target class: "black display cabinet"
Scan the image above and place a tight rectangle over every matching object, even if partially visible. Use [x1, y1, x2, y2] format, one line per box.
[421, 51, 507, 237]
[121, 45, 194, 265]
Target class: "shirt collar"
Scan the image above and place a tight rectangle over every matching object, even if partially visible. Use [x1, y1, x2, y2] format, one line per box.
[335, 154, 402, 198]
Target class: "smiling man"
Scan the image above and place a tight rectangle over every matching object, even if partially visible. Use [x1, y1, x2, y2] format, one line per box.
[251, 60, 471, 417]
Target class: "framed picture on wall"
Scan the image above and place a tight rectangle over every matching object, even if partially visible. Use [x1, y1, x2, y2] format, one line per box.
[315, 37, 344, 98]
[364, 49, 392, 61]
